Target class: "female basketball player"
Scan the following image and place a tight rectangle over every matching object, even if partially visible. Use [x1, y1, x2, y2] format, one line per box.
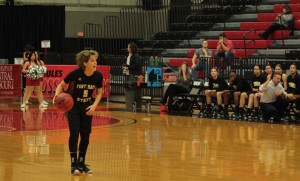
[54, 50, 103, 175]
[201, 67, 229, 118]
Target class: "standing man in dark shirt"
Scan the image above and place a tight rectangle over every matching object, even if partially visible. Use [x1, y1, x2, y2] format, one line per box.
[54, 50, 103, 175]
[286, 63, 300, 121]
[228, 71, 252, 119]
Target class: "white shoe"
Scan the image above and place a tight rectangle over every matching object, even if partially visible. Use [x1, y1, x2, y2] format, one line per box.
[21, 103, 26, 108]
[39, 103, 48, 108]
[25, 101, 32, 105]
[39, 108, 47, 112]
[42, 100, 49, 105]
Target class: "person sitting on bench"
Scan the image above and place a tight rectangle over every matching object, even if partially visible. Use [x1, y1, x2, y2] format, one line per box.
[160, 62, 192, 111]
[286, 63, 300, 122]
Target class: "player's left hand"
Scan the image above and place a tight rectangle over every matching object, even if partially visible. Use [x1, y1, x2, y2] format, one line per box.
[86, 105, 96, 116]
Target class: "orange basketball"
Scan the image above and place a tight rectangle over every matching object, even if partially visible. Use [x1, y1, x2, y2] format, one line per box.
[53, 93, 74, 112]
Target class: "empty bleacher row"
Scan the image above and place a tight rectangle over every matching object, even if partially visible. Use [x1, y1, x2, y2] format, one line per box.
[135, 0, 300, 70]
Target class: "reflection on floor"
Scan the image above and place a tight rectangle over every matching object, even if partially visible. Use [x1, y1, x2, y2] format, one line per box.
[0, 100, 299, 181]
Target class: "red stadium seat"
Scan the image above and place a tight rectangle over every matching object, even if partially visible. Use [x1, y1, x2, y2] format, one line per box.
[240, 22, 300, 30]
[257, 12, 300, 22]
[240, 22, 272, 30]
[274, 4, 300, 13]
[169, 58, 193, 67]
[206, 40, 272, 49]
[186, 49, 255, 58]
[291, 0, 300, 4]
[224, 31, 263, 39]
[224, 30, 292, 40]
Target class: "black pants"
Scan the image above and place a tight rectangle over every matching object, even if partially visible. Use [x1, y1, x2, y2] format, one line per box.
[67, 102, 92, 154]
[162, 84, 188, 108]
[262, 23, 286, 39]
[260, 97, 289, 121]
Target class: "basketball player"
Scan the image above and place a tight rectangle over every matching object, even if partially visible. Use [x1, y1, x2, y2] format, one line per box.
[54, 50, 103, 175]
[228, 71, 252, 120]
[239, 65, 265, 120]
[201, 67, 229, 118]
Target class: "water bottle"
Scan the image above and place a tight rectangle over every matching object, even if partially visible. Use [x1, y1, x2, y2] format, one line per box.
[154, 56, 158, 66]
[145, 71, 148, 83]
[149, 56, 154, 66]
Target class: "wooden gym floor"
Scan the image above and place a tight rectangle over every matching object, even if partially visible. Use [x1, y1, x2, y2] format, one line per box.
[0, 98, 300, 181]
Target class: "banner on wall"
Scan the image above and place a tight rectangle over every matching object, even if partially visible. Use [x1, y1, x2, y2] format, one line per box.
[0, 65, 110, 98]
[41, 65, 110, 98]
[0, 64, 22, 97]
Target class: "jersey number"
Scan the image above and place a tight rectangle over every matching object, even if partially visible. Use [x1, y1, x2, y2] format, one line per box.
[83, 90, 88, 97]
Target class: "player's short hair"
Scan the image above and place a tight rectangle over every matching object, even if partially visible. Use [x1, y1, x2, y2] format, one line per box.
[76, 50, 99, 70]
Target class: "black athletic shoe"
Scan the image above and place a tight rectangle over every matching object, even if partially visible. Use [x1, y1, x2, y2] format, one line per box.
[199, 105, 212, 118]
[78, 162, 93, 174]
[222, 109, 229, 120]
[71, 163, 81, 175]
[231, 112, 240, 120]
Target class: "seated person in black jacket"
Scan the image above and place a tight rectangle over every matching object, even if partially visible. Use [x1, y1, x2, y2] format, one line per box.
[228, 71, 252, 119]
[203, 67, 230, 118]
[239, 65, 266, 120]
[161, 62, 192, 111]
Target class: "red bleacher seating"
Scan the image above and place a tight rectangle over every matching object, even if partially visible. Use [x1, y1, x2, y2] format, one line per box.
[291, 0, 300, 4]
[225, 30, 292, 40]
[274, 4, 300, 13]
[240, 22, 272, 30]
[207, 40, 272, 49]
[169, 58, 194, 67]
[240, 22, 300, 30]
[257, 12, 300, 22]
[224, 31, 262, 39]
[186, 49, 255, 58]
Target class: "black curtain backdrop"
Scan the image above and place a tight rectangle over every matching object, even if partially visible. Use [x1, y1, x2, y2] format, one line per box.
[0, 5, 65, 64]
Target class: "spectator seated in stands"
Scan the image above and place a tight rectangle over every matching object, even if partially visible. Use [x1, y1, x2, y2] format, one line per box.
[191, 39, 212, 80]
[259, 4, 294, 40]
[214, 33, 235, 59]
[259, 73, 289, 122]
[160, 62, 192, 111]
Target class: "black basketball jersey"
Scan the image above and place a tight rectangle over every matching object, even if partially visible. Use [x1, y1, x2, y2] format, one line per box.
[64, 68, 103, 103]
[231, 76, 252, 92]
[287, 73, 300, 94]
[209, 76, 228, 92]
[251, 74, 266, 90]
